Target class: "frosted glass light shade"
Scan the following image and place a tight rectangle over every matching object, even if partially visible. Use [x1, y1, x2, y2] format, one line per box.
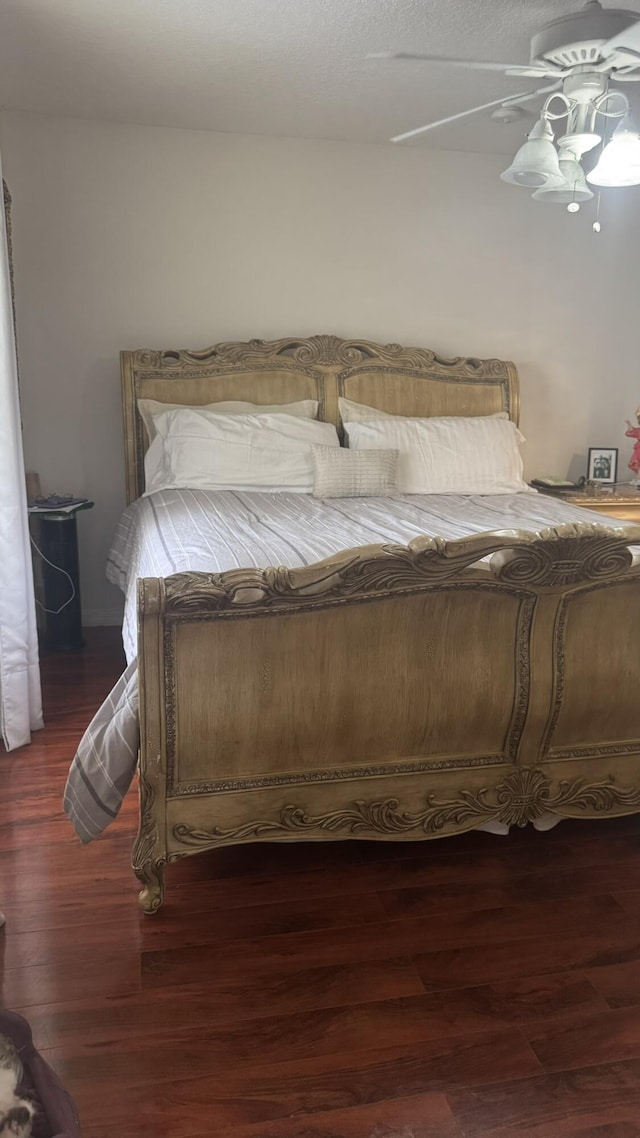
[532, 156, 594, 203]
[500, 117, 564, 188]
[587, 124, 640, 187]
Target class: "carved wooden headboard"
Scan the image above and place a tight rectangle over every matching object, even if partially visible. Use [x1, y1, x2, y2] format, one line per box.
[121, 335, 519, 503]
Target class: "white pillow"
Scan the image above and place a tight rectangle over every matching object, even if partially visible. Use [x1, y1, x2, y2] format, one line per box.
[139, 397, 318, 442]
[142, 399, 320, 489]
[311, 445, 398, 498]
[145, 408, 339, 494]
[339, 396, 509, 424]
[345, 415, 527, 495]
[339, 397, 395, 423]
[144, 434, 170, 491]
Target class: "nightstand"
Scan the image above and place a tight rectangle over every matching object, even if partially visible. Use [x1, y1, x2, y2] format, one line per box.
[536, 487, 640, 524]
[28, 501, 94, 650]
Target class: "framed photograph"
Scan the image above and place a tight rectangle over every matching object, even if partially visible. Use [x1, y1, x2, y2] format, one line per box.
[587, 447, 618, 483]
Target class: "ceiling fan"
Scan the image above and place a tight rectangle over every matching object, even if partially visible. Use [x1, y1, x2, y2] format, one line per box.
[371, 1, 640, 207]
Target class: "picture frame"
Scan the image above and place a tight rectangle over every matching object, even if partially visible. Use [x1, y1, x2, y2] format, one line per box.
[587, 447, 618, 484]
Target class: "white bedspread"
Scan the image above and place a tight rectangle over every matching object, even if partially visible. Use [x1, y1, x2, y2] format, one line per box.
[65, 489, 635, 841]
[107, 488, 627, 665]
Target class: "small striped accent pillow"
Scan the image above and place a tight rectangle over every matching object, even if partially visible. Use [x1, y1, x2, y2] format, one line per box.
[311, 446, 398, 499]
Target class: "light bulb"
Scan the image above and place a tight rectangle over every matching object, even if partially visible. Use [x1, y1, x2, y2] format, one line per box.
[587, 119, 640, 188]
[593, 220, 601, 233]
[567, 201, 580, 213]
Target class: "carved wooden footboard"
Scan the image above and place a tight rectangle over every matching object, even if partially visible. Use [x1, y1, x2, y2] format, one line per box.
[132, 522, 640, 913]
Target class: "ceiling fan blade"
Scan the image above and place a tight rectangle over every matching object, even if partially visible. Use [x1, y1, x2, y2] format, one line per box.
[504, 67, 566, 79]
[602, 17, 640, 61]
[391, 83, 560, 143]
[368, 51, 559, 75]
[611, 69, 640, 80]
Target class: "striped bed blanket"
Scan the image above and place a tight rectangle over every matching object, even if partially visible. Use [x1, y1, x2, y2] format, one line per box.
[64, 488, 630, 842]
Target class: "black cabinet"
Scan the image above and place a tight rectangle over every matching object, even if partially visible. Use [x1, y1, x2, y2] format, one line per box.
[29, 510, 89, 651]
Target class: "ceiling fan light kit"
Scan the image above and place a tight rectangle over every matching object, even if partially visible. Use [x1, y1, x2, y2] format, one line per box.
[587, 117, 640, 183]
[532, 153, 594, 201]
[501, 85, 640, 205]
[378, 1, 640, 215]
[500, 116, 565, 186]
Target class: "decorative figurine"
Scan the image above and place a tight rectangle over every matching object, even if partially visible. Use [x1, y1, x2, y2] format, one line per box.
[626, 407, 640, 483]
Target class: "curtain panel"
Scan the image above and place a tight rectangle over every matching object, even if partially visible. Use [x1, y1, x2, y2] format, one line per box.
[0, 169, 43, 750]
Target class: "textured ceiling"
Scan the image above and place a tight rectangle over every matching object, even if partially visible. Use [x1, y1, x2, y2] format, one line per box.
[1, 0, 639, 153]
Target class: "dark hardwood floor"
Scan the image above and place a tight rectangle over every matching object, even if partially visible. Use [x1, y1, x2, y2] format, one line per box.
[2, 629, 640, 1136]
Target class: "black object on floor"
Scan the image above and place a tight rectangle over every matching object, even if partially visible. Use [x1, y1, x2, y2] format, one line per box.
[0, 1009, 81, 1137]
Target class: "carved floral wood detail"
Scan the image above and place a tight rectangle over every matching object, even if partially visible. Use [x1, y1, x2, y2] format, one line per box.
[160, 526, 640, 616]
[171, 767, 640, 848]
[170, 755, 507, 797]
[494, 531, 637, 587]
[132, 757, 166, 913]
[132, 335, 514, 376]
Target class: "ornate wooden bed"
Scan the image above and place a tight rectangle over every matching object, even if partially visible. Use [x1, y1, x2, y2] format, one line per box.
[121, 335, 640, 913]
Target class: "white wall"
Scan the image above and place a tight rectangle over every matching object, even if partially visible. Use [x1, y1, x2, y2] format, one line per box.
[1, 109, 639, 624]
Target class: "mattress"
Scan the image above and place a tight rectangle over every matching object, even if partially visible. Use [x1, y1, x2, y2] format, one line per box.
[65, 488, 636, 842]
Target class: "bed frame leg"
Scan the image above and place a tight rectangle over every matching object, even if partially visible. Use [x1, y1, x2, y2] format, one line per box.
[132, 760, 167, 914]
[133, 853, 166, 915]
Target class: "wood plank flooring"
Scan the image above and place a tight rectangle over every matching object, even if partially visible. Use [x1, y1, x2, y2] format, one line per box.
[2, 628, 640, 1136]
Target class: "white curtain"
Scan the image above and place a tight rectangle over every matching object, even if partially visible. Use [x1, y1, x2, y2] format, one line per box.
[0, 160, 43, 750]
